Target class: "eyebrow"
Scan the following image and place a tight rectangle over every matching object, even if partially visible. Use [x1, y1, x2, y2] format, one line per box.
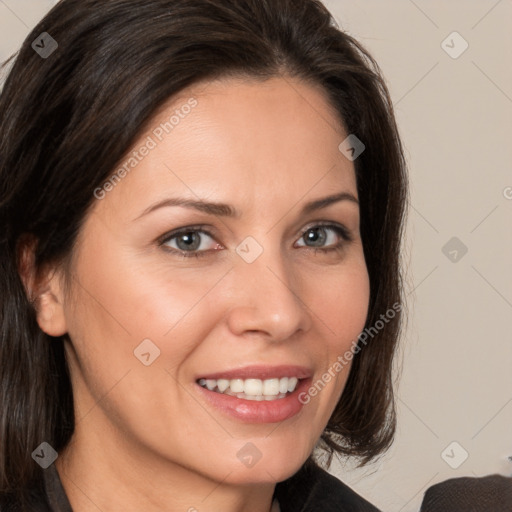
[133, 191, 359, 221]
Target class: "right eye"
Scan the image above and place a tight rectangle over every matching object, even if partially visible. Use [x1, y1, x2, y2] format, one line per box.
[158, 226, 223, 258]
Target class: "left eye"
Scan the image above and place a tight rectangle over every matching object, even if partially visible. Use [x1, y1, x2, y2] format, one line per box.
[159, 223, 352, 258]
[295, 225, 347, 249]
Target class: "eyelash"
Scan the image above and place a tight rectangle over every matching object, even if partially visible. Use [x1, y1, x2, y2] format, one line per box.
[157, 222, 353, 259]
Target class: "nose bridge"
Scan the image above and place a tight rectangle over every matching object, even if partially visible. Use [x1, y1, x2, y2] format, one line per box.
[225, 236, 312, 340]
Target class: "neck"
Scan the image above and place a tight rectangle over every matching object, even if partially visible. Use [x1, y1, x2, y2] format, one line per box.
[55, 422, 278, 512]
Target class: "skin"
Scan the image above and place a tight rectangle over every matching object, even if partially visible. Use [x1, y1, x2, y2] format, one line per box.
[29, 75, 370, 512]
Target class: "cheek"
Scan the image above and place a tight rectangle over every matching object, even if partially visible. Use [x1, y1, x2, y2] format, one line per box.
[309, 260, 370, 351]
[335, 269, 370, 342]
[301, 260, 370, 405]
[69, 221, 222, 351]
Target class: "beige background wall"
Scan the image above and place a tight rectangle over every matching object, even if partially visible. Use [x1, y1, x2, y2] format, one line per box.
[1, 1, 511, 511]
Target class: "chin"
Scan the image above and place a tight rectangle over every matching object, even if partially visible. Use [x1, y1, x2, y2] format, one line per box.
[209, 449, 309, 486]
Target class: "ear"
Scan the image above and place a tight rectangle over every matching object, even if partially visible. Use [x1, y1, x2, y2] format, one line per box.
[17, 234, 68, 337]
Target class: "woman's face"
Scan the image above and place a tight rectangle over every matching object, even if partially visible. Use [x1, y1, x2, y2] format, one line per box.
[53, 76, 370, 485]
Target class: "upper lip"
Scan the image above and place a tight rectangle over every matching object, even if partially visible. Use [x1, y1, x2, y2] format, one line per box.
[196, 365, 312, 381]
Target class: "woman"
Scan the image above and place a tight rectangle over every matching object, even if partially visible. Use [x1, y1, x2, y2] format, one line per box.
[0, 0, 408, 510]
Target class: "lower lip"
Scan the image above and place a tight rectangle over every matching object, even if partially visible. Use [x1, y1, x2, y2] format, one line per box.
[195, 378, 312, 423]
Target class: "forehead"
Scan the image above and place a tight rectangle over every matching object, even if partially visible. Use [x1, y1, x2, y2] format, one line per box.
[94, 75, 356, 220]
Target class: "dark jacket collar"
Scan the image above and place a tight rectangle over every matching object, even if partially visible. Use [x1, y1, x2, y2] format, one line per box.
[273, 458, 381, 512]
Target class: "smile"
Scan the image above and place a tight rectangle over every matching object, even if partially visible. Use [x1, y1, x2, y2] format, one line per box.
[197, 377, 300, 401]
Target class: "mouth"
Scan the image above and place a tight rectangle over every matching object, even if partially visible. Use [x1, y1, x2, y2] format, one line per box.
[194, 365, 312, 423]
[197, 376, 301, 401]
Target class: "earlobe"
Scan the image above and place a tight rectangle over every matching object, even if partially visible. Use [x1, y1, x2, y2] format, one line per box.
[16, 235, 68, 337]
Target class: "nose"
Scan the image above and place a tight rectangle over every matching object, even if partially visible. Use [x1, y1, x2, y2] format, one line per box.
[225, 244, 313, 342]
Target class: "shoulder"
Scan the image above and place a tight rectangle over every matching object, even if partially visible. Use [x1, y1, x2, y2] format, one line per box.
[274, 459, 381, 512]
[420, 474, 512, 512]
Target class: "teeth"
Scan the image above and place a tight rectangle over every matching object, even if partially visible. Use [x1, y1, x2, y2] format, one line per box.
[244, 379, 262, 395]
[230, 379, 244, 393]
[262, 378, 280, 395]
[197, 376, 300, 398]
[287, 377, 298, 392]
[217, 379, 230, 392]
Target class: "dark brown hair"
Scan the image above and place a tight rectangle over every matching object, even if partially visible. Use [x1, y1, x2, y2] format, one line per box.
[0, 0, 408, 507]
